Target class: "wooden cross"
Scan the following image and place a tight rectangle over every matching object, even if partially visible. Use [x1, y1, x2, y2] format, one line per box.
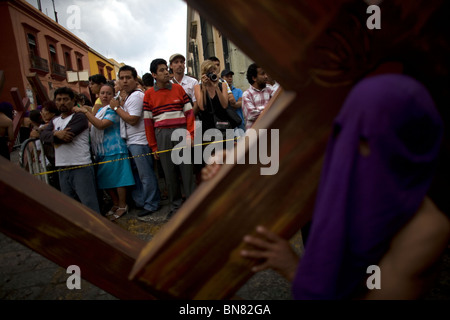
[0, 70, 31, 152]
[10, 87, 30, 151]
[0, 0, 446, 299]
[27, 73, 50, 105]
[0, 70, 4, 94]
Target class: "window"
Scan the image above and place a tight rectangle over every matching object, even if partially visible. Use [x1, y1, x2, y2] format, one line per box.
[77, 57, 83, 71]
[26, 29, 49, 74]
[27, 34, 38, 56]
[222, 36, 231, 71]
[23, 23, 41, 56]
[200, 17, 215, 60]
[64, 51, 72, 71]
[49, 44, 57, 63]
[97, 61, 106, 76]
[75, 52, 84, 71]
[106, 66, 113, 80]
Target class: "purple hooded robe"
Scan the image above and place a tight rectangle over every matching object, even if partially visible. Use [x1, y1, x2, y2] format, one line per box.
[293, 74, 444, 299]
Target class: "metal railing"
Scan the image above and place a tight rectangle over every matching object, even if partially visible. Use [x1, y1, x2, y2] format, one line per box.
[29, 55, 49, 73]
[51, 62, 66, 78]
[19, 138, 49, 185]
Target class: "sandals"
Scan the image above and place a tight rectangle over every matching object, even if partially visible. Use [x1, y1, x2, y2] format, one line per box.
[108, 205, 128, 221]
[106, 206, 119, 217]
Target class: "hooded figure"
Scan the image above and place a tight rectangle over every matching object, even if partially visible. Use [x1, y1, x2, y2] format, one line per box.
[293, 74, 444, 299]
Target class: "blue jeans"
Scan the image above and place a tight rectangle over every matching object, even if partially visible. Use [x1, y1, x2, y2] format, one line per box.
[59, 166, 100, 214]
[128, 144, 160, 211]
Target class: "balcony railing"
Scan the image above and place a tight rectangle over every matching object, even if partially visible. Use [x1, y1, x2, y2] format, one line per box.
[51, 63, 66, 80]
[29, 55, 49, 74]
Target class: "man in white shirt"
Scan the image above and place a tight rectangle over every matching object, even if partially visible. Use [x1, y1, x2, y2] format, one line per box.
[169, 53, 199, 112]
[40, 87, 100, 213]
[110, 65, 161, 217]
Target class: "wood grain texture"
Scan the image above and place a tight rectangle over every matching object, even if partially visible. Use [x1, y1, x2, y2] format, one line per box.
[0, 0, 447, 301]
[130, 0, 446, 299]
[0, 157, 156, 300]
[27, 73, 50, 103]
[130, 85, 349, 299]
[10, 88, 29, 151]
[0, 70, 4, 94]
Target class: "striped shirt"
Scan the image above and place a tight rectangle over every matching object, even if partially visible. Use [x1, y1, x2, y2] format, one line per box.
[242, 85, 274, 129]
[143, 82, 194, 152]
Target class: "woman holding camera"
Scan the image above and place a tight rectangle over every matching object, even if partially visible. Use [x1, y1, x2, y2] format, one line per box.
[192, 60, 230, 174]
[194, 60, 229, 133]
[193, 60, 230, 172]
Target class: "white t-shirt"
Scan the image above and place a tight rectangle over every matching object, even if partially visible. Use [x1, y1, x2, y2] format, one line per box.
[123, 90, 148, 146]
[172, 75, 199, 103]
[53, 114, 91, 166]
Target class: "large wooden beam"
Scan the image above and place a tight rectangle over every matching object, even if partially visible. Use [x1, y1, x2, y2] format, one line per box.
[27, 73, 50, 103]
[0, 70, 4, 94]
[0, 0, 446, 301]
[130, 86, 348, 299]
[10, 87, 29, 150]
[129, 0, 355, 299]
[129, 0, 446, 299]
[0, 157, 156, 299]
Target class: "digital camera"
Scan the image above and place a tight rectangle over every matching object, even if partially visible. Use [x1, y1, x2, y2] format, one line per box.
[207, 72, 218, 82]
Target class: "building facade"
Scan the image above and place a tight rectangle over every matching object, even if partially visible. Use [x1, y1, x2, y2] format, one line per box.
[0, 0, 91, 108]
[108, 58, 124, 80]
[88, 48, 117, 81]
[186, 7, 253, 91]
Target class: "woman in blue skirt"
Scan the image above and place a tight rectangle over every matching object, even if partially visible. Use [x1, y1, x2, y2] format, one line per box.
[75, 84, 135, 221]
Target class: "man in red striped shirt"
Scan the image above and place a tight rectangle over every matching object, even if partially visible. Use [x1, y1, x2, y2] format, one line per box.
[143, 58, 196, 218]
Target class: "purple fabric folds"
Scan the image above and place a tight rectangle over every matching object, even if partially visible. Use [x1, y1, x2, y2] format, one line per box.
[293, 74, 443, 299]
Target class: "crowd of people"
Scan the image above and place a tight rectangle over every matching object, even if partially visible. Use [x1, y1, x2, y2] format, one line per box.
[0, 54, 278, 221]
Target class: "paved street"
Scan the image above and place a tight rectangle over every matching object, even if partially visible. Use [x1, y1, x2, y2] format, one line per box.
[2, 198, 449, 300]
[0, 149, 299, 300]
[0, 203, 299, 300]
[1, 150, 449, 300]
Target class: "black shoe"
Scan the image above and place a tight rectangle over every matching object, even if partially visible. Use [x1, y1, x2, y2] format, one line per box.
[137, 209, 156, 217]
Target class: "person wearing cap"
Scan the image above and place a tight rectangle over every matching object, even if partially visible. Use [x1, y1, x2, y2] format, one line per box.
[221, 69, 245, 132]
[169, 53, 199, 113]
[170, 53, 202, 184]
[207, 56, 236, 107]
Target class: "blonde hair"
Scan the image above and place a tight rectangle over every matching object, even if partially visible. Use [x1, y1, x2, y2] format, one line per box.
[200, 60, 217, 76]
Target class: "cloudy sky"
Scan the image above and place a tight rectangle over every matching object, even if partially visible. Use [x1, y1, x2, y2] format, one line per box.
[26, 0, 188, 76]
